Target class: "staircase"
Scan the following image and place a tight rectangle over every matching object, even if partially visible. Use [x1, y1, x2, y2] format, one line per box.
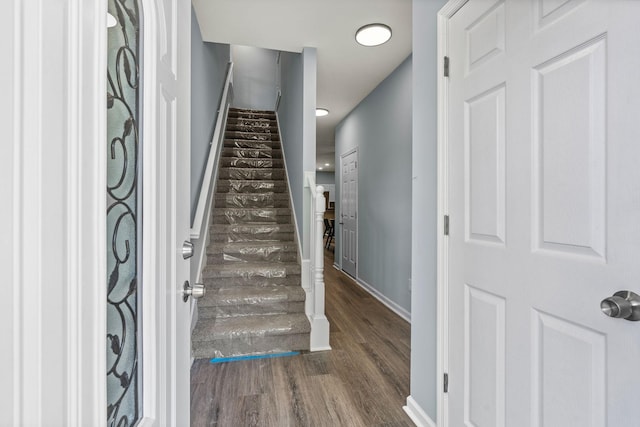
[192, 108, 311, 359]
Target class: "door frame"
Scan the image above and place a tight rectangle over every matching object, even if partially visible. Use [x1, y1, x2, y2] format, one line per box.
[339, 147, 358, 277]
[2, 0, 187, 424]
[436, 1, 469, 426]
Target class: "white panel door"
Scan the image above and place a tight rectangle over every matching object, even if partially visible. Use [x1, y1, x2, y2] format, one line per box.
[142, 0, 191, 424]
[341, 149, 358, 278]
[446, 1, 640, 426]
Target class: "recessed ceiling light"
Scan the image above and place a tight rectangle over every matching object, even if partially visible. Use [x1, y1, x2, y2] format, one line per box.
[316, 108, 329, 117]
[325, 163, 330, 167]
[318, 167, 324, 170]
[107, 12, 117, 28]
[355, 23, 392, 47]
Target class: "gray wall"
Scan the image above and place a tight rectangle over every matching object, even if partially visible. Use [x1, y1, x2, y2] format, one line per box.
[316, 171, 335, 185]
[231, 45, 278, 111]
[190, 7, 230, 222]
[277, 48, 317, 256]
[334, 56, 413, 313]
[277, 51, 304, 242]
[411, 0, 447, 421]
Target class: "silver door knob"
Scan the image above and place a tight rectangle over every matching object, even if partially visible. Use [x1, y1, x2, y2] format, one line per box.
[183, 280, 205, 302]
[600, 290, 640, 321]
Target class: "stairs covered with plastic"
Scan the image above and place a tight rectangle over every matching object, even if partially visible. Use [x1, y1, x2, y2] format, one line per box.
[192, 108, 310, 359]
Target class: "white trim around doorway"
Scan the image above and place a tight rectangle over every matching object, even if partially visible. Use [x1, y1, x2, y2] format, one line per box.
[436, 1, 469, 427]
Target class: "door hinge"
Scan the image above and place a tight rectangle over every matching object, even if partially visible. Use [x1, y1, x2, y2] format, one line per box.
[444, 373, 449, 393]
[444, 56, 450, 78]
[444, 215, 450, 236]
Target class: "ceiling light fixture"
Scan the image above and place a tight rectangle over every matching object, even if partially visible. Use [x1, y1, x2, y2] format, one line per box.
[316, 108, 329, 117]
[107, 12, 118, 28]
[325, 163, 330, 167]
[355, 23, 392, 47]
[318, 167, 324, 170]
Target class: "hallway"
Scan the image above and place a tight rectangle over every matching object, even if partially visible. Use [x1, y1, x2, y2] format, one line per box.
[190, 250, 413, 426]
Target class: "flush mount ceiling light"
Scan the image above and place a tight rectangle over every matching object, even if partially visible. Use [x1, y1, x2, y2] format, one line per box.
[325, 163, 330, 167]
[107, 12, 118, 28]
[355, 23, 392, 47]
[316, 108, 329, 117]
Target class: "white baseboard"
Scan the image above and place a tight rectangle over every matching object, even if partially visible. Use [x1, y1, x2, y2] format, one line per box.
[403, 396, 436, 427]
[351, 276, 411, 323]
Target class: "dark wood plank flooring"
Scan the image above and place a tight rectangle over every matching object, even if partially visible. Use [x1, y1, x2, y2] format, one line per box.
[190, 250, 413, 426]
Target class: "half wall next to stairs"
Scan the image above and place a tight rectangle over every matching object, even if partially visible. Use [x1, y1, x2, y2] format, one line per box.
[192, 108, 310, 359]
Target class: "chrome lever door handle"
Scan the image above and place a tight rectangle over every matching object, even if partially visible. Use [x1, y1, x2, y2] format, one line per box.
[601, 290, 640, 321]
[183, 281, 205, 302]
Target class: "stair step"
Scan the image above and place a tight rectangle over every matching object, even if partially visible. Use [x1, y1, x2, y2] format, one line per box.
[220, 157, 284, 168]
[221, 147, 282, 159]
[192, 333, 309, 359]
[191, 313, 310, 358]
[228, 108, 276, 120]
[226, 123, 279, 134]
[214, 192, 289, 208]
[208, 241, 298, 263]
[197, 285, 305, 319]
[208, 240, 297, 254]
[216, 179, 287, 194]
[224, 139, 279, 150]
[202, 262, 301, 279]
[202, 275, 302, 288]
[193, 313, 310, 340]
[209, 223, 296, 243]
[211, 207, 291, 224]
[218, 168, 286, 181]
[224, 131, 280, 142]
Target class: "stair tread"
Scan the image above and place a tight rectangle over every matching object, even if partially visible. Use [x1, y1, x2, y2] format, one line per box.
[202, 262, 301, 280]
[220, 167, 283, 172]
[230, 108, 276, 114]
[198, 285, 305, 308]
[214, 207, 291, 212]
[202, 276, 301, 288]
[192, 313, 310, 341]
[204, 261, 300, 270]
[215, 192, 289, 198]
[221, 157, 283, 166]
[209, 241, 298, 251]
[211, 223, 295, 230]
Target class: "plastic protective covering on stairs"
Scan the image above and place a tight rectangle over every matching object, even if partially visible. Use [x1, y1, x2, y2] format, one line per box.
[192, 108, 311, 359]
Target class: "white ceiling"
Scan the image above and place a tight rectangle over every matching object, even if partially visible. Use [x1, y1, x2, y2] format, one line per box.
[192, 0, 412, 172]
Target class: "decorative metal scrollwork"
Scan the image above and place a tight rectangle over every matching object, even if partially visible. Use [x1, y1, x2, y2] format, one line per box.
[106, 0, 141, 425]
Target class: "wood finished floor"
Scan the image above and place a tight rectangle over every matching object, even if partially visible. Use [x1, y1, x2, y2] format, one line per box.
[190, 250, 413, 427]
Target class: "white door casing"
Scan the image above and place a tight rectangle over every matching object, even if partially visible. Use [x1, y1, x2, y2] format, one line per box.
[139, 0, 191, 425]
[340, 149, 358, 278]
[2, 1, 110, 424]
[0, 0, 190, 425]
[441, 0, 640, 426]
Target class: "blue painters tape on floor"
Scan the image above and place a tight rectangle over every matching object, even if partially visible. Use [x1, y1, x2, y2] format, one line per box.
[210, 351, 300, 364]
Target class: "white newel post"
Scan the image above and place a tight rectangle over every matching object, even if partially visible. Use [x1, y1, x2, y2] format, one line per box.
[314, 185, 326, 314]
[309, 185, 331, 351]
